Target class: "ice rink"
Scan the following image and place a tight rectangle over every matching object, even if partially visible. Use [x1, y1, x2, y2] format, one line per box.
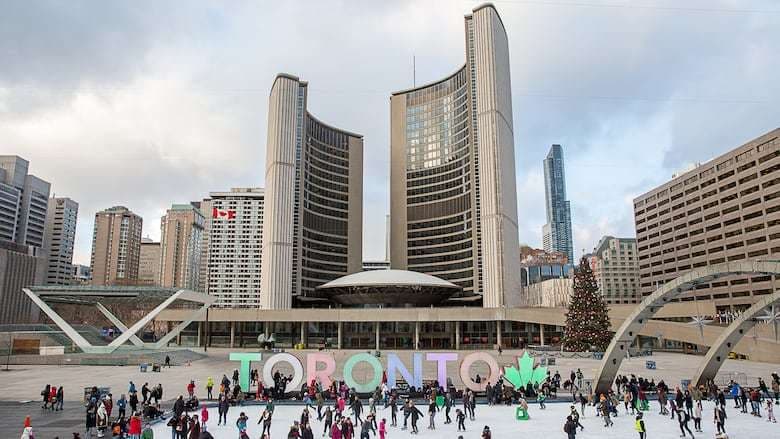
[151, 400, 779, 438]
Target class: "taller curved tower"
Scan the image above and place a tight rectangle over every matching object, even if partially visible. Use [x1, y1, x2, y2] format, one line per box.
[261, 74, 363, 309]
[390, 3, 521, 307]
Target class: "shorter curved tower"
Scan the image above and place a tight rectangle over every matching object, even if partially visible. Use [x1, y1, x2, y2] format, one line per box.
[261, 74, 363, 309]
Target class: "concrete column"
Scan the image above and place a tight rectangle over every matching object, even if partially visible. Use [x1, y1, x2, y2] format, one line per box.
[264, 322, 270, 338]
[196, 321, 201, 347]
[496, 321, 502, 349]
[455, 322, 460, 350]
[414, 321, 420, 349]
[230, 321, 235, 348]
[539, 323, 545, 346]
[375, 322, 380, 351]
[337, 321, 343, 349]
[300, 322, 306, 348]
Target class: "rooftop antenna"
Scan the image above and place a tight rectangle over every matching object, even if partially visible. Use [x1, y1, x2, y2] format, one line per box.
[413, 55, 416, 87]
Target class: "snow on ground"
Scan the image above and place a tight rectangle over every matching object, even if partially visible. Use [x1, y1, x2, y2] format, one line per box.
[152, 400, 779, 438]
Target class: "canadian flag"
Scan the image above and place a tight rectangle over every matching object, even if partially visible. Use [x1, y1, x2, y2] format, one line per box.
[212, 207, 236, 220]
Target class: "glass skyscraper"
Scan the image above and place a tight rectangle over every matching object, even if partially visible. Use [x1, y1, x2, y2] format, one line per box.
[542, 144, 574, 263]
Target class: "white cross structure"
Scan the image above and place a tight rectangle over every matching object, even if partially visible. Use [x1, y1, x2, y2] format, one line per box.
[23, 286, 215, 354]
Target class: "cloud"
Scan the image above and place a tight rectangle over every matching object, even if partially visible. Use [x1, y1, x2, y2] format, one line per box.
[1, 0, 778, 266]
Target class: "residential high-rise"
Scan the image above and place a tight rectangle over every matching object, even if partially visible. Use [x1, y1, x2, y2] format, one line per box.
[261, 74, 363, 309]
[633, 128, 779, 310]
[591, 236, 640, 304]
[389, 4, 521, 307]
[43, 197, 78, 285]
[71, 264, 92, 285]
[0, 156, 51, 249]
[205, 188, 264, 307]
[159, 203, 204, 290]
[138, 238, 161, 286]
[90, 206, 143, 286]
[0, 240, 46, 324]
[542, 144, 574, 263]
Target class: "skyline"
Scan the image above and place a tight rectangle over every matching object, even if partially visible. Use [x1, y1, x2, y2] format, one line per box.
[1, 1, 779, 266]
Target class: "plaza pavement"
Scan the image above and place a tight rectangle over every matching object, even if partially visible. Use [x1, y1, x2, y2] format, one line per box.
[0, 349, 778, 403]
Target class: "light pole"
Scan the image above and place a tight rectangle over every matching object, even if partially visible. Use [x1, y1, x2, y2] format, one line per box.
[5, 332, 12, 371]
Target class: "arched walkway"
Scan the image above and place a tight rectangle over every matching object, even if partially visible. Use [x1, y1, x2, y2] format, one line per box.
[594, 260, 780, 394]
[692, 291, 780, 387]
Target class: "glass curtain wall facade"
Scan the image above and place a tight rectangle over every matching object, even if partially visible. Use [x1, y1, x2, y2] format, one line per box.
[261, 74, 363, 309]
[390, 4, 521, 307]
[542, 144, 574, 263]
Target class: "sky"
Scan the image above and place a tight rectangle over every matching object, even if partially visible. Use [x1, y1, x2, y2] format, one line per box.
[1, 0, 778, 266]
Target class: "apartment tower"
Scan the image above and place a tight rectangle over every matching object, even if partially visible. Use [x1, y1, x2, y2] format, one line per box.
[204, 188, 265, 307]
[591, 236, 640, 304]
[44, 197, 79, 285]
[389, 4, 521, 307]
[261, 74, 363, 309]
[633, 128, 780, 310]
[138, 238, 161, 286]
[159, 203, 204, 290]
[90, 206, 143, 286]
[542, 144, 574, 263]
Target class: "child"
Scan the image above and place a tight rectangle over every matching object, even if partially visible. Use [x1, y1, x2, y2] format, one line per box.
[767, 399, 777, 423]
[456, 408, 466, 431]
[379, 417, 387, 439]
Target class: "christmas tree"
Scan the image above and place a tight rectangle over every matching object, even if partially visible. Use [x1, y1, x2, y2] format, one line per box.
[563, 256, 613, 351]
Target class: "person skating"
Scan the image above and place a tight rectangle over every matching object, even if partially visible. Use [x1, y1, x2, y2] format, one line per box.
[409, 401, 423, 434]
[206, 376, 214, 401]
[378, 418, 386, 439]
[235, 412, 248, 439]
[41, 384, 51, 409]
[601, 395, 613, 427]
[539, 392, 546, 410]
[456, 408, 466, 432]
[767, 399, 777, 423]
[217, 394, 229, 426]
[323, 407, 333, 437]
[359, 415, 375, 439]
[635, 412, 646, 439]
[676, 407, 694, 438]
[350, 398, 363, 424]
[714, 403, 727, 435]
[481, 425, 491, 439]
[188, 414, 200, 439]
[570, 406, 584, 431]
[444, 392, 452, 424]
[401, 400, 410, 430]
[427, 397, 436, 430]
[165, 355, 171, 368]
[693, 401, 703, 432]
[389, 396, 397, 427]
[259, 409, 272, 437]
[563, 415, 577, 439]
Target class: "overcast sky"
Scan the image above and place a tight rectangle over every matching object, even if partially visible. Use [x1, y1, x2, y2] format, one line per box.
[1, 0, 778, 266]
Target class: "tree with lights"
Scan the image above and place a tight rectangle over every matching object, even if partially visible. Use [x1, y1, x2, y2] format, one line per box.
[563, 256, 612, 352]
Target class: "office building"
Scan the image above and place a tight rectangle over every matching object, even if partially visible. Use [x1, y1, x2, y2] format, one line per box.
[389, 4, 521, 307]
[0, 240, 46, 324]
[90, 206, 143, 286]
[261, 74, 363, 309]
[591, 236, 640, 304]
[205, 188, 264, 307]
[634, 128, 780, 310]
[43, 197, 79, 285]
[0, 156, 51, 249]
[71, 264, 92, 285]
[159, 203, 204, 290]
[138, 238, 161, 286]
[542, 144, 574, 263]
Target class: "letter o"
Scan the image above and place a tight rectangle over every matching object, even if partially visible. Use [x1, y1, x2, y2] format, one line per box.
[459, 352, 501, 391]
[262, 353, 304, 391]
[343, 353, 383, 393]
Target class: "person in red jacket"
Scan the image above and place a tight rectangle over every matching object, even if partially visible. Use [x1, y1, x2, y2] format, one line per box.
[128, 412, 142, 439]
[200, 405, 209, 430]
[187, 380, 196, 399]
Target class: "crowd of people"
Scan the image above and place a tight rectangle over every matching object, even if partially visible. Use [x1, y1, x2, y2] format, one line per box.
[24, 360, 780, 439]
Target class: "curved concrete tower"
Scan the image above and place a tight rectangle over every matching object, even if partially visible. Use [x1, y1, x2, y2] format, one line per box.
[261, 74, 363, 309]
[390, 4, 521, 307]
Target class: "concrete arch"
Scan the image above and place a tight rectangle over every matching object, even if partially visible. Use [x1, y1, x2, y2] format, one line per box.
[692, 291, 780, 387]
[594, 260, 780, 394]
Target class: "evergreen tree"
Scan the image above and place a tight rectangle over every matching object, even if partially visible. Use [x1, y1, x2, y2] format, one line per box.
[563, 256, 612, 351]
